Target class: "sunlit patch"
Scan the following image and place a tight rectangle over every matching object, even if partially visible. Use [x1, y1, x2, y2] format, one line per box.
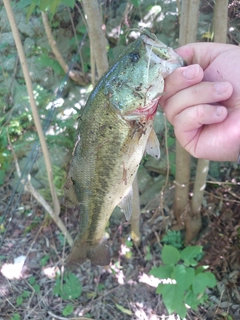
[1, 255, 26, 280]
[119, 243, 131, 256]
[46, 97, 64, 110]
[138, 272, 161, 287]
[42, 266, 59, 279]
[109, 262, 125, 285]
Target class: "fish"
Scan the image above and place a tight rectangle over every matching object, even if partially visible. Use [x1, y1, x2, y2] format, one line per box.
[63, 30, 184, 268]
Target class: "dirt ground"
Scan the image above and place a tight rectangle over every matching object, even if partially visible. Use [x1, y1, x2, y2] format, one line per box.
[1, 164, 240, 320]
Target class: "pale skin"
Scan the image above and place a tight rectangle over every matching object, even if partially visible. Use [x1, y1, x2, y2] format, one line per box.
[159, 43, 240, 162]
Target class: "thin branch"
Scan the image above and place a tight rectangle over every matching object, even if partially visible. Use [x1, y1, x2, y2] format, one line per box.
[41, 11, 90, 86]
[67, 7, 85, 77]
[3, 0, 60, 218]
[8, 131, 73, 246]
[48, 310, 92, 320]
[82, 0, 108, 77]
[131, 176, 141, 247]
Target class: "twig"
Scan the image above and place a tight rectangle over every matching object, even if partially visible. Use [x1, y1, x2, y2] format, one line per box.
[48, 311, 93, 320]
[41, 11, 90, 86]
[3, 0, 60, 218]
[7, 131, 73, 246]
[67, 7, 85, 77]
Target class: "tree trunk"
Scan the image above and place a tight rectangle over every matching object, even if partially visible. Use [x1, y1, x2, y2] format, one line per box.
[186, 0, 229, 244]
[174, 0, 200, 234]
[213, 0, 228, 43]
[82, 0, 108, 77]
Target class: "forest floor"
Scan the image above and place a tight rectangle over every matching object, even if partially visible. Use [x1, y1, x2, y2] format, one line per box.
[1, 163, 240, 320]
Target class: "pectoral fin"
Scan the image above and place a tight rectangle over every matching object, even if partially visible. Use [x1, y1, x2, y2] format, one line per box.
[145, 129, 160, 159]
[118, 186, 133, 221]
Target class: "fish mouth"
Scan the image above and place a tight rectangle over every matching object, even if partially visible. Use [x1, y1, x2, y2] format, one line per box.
[141, 34, 185, 72]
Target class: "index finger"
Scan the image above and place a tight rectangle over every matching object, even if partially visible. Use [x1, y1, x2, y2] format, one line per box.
[175, 42, 236, 69]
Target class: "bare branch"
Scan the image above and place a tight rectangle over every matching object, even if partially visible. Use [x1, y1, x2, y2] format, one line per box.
[41, 11, 91, 86]
[8, 129, 73, 246]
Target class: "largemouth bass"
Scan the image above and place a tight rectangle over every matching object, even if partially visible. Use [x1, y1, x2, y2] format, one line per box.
[64, 30, 184, 267]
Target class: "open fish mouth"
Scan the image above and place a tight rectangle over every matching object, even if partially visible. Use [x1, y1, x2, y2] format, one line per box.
[142, 34, 185, 74]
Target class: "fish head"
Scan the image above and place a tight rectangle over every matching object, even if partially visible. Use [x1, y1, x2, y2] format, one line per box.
[106, 30, 184, 120]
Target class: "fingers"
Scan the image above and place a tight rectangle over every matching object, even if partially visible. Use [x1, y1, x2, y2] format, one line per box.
[173, 104, 228, 154]
[177, 108, 240, 162]
[174, 104, 228, 131]
[161, 64, 204, 104]
[164, 81, 233, 125]
[175, 42, 234, 68]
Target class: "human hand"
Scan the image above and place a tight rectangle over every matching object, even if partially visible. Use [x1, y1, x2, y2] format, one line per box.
[160, 43, 240, 162]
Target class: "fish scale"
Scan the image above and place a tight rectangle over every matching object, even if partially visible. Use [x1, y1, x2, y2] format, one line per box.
[63, 30, 184, 268]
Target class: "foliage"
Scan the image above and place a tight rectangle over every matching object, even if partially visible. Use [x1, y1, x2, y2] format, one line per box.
[62, 303, 74, 316]
[10, 314, 21, 320]
[0, 129, 11, 185]
[53, 272, 82, 300]
[16, 277, 40, 307]
[150, 245, 217, 319]
[28, 276, 41, 293]
[115, 303, 133, 316]
[161, 230, 184, 249]
[17, 0, 76, 19]
[16, 290, 30, 306]
[40, 254, 50, 266]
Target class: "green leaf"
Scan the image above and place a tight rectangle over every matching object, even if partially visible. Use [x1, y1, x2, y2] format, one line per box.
[22, 290, 30, 298]
[62, 303, 74, 316]
[28, 276, 36, 285]
[167, 136, 175, 148]
[169, 152, 176, 176]
[184, 290, 208, 309]
[61, 0, 75, 8]
[192, 272, 216, 294]
[33, 284, 40, 293]
[162, 245, 180, 266]
[0, 170, 5, 185]
[161, 230, 183, 249]
[150, 265, 173, 279]
[39, 0, 50, 11]
[195, 265, 208, 275]
[40, 254, 50, 266]
[26, 2, 37, 21]
[130, 0, 141, 7]
[160, 283, 187, 317]
[16, 296, 23, 306]
[180, 246, 203, 266]
[55, 273, 82, 300]
[10, 314, 21, 320]
[53, 277, 61, 295]
[173, 265, 195, 293]
[49, 0, 61, 15]
[115, 303, 133, 315]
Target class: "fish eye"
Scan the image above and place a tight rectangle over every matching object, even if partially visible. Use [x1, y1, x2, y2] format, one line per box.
[129, 52, 140, 62]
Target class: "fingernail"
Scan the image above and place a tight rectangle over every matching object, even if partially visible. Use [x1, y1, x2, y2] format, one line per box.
[183, 64, 200, 79]
[214, 82, 228, 95]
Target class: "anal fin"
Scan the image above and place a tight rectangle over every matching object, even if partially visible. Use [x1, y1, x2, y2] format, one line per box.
[118, 186, 133, 221]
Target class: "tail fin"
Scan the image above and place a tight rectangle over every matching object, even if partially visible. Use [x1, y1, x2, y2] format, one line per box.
[66, 240, 110, 269]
